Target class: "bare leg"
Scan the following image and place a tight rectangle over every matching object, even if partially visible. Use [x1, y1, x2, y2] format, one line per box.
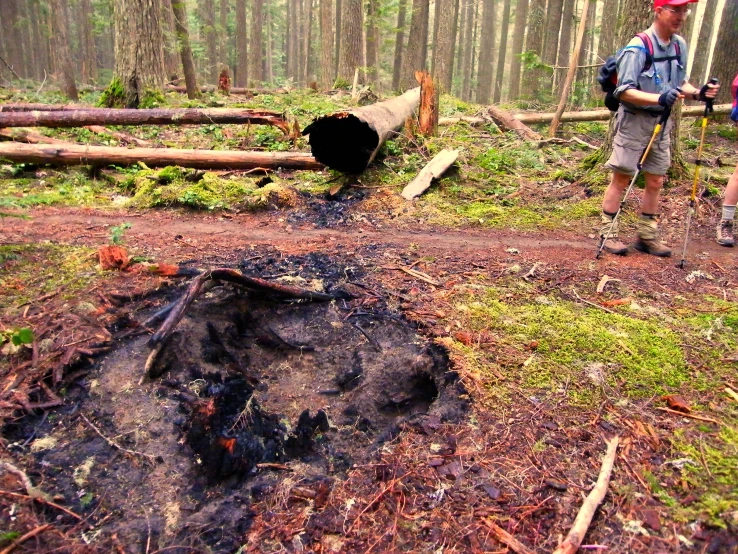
[602, 171, 632, 213]
[724, 163, 738, 206]
[641, 172, 665, 214]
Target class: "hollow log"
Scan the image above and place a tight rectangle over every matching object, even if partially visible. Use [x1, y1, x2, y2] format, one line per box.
[0, 128, 72, 145]
[0, 143, 324, 170]
[0, 108, 291, 134]
[302, 87, 421, 173]
[438, 104, 733, 127]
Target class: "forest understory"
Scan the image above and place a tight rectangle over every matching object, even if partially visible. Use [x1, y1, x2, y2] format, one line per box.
[0, 84, 737, 554]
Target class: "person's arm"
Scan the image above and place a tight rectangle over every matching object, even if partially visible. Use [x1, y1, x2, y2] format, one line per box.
[619, 88, 680, 107]
[681, 81, 720, 101]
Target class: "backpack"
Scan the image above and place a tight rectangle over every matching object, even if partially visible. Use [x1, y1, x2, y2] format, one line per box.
[597, 32, 682, 112]
[731, 72, 738, 122]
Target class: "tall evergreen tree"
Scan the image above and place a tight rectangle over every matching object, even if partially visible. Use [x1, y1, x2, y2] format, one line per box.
[710, 1, 738, 104]
[556, 0, 575, 94]
[493, 0, 512, 102]
[508, 0, 529, 99]
[235, 0, 248, 86]
[49, 0, 79, 99]
[337, 0, 363, 84]
[461, 0, 476, 101]
[433, 0, 457, 91]
[400, 0, 429, 89]
[476, 0, 497, 103]
[522, 0, 545, 97]
[321, 0, 334, 89]
[249, 0, 264, 85]
[392, 0, 408, 91]
[170, 0, 200, 98]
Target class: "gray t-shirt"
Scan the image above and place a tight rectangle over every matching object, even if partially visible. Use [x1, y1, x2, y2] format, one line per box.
[613, 25, 689, 113]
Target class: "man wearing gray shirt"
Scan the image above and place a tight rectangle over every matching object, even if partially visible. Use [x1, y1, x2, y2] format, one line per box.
[599, 0, 719, 257]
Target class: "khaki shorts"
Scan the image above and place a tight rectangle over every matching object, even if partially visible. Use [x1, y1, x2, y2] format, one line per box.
[605, 106, 673, 176]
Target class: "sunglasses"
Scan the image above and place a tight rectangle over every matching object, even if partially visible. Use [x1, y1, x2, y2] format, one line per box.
[662, 6, 692, 16]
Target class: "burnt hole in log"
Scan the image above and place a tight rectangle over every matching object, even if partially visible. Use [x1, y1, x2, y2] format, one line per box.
[303, 114, 379, 173]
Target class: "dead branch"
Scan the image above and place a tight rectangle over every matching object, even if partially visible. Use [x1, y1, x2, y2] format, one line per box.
[654, 407, 722, 425]
[79, 413, 158, 464]
[483, 105, 542, 140]
[482, 518, 536, 554]
[553, 436, 619, 554]
[401, 149, 459, 200]
[0, 490, 87, 524]
[0, 461, 52, 501]
[0, 524, 52, 554]
[538, 137, 597, 150]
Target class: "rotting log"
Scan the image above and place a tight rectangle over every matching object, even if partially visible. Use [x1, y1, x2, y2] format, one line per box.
[165, 85, 287, 95]
[0, 103, 102, 112]
[302, 87, 421, 173]
[0, 128, 72, 145]
[0, 143, 324, 170]
[438, 104, 734, 127]
[481, 105, 542, 140]
[0, 108, 291, 134]
[401, 149, 459, 200]
[416, 70, 438, 137]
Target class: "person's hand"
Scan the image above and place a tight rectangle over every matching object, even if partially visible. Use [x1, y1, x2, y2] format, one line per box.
[658, 87, 681, 107]
[698, 81, 720, 101]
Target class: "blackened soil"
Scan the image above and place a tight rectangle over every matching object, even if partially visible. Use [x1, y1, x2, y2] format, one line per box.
[17, 253, 465, 553]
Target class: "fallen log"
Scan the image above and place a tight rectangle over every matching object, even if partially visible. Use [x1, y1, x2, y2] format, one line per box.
[0, 108, 291, 134]
[164, 85, 287, 95]
[0, 103, 101, 112]
[303, 87, 421, 173]
[0, 143, 324, 170]
[0, 128, 71, 145]
[483, 105, 542, 140]
[553, 436, 620, 554]
[439, 104, 733, 127]
[401, 148, 459, 200]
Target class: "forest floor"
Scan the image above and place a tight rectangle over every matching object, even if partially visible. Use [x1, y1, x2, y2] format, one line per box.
[0, 86, 737, 553]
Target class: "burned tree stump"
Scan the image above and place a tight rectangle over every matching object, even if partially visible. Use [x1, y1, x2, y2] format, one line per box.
[416, 70, 438, 137]
[302, 87, 421, 173]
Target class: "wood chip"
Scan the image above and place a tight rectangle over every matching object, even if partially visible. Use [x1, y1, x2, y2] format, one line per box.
[596, 274, 620, 294]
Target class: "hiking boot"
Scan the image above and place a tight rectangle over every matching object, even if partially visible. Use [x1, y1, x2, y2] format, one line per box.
[717, 220, 735, 247]
[599, 213, 628, 255]
[633, 237, 672, 257]
[601, 237, 629, 255]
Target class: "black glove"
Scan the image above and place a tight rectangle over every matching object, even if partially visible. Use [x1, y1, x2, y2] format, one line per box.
[658, 88, 680, 107]
[698, 79, 719, 102]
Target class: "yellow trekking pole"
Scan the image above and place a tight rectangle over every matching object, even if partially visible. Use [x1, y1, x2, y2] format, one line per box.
[596, 106, 672, 259]
[678, 78, 719, 269]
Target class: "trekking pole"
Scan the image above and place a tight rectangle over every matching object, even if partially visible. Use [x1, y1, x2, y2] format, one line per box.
[678, 77, 719, 269]
[596, 106, 672, 259]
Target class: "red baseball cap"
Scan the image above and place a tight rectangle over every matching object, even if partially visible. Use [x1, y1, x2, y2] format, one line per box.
[654, 0, 697, 8]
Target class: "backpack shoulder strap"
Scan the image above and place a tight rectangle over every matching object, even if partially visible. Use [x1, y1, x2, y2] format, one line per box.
[635, 32, 655, 70]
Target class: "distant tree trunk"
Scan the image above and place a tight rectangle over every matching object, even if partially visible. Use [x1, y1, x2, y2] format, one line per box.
[18, 0, 33, 79]
[493, 0, 511, 102]
[556, 0, 574, 94]
[298, 0, 306, 84]
[475, 0, 497, 103]
[305, 0, 315, 82]
[334, 0, 342, 77]
[392, 0, 408, 91]
[690, 0, 719, 86]
[420, 0, 429, 69]
[470, 0, 480, 100]
[450, 0, 461, 93]
[453, 0, 465, 96]
[337, 0, 363, 84]
[543, 0, 563, 91]
[0, 0, 22, 78]
[266, 0, 274, 82]
[77, 0, 99, 82]
[290, 0, 300, 81]
[400, 0, 428, 89]
[202, 0, 218, 83]
[29, 0, 47, 80]
[249, 0, 264, 85]
[597, 0, 617, 64]
[433, 0, 456, 91]
[321, 0, 334, 89]
[110, 0, 165, 107]
[219, 0, 229, 69]
[574, 0, 595, 102]
[522, 0, 545, 98]
[234, 0, 248, 86]
[461, 0, 475, 101]
[508, 0, 529, 100]
[710, 1, 738, 105]
[49, 0, 79, 100]
[366, 0, 380, 84]
[161, 0, 180, 80]
[170, 0, 200, 98]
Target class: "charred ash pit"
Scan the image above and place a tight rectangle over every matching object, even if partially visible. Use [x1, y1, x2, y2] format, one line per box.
[149, 250, 466, 484]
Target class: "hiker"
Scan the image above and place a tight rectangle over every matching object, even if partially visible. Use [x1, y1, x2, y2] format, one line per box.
[716, 72, 738, 247]
[598, 0, 720, 257]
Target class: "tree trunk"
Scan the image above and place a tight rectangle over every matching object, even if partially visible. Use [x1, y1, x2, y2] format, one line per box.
[266, 0, 274, 83]
[710, 2, 738, 105]
[290, 0, 300, 82]
[29, 0, 48, 80]
[543, 0, 564, 76]
[162, 0, 180, 80]
[305, 0, 315, 82]
[574, 0, 596, 103]
[417, 69, 438, 136]
[391, 0, 408, 91]
[170, 0, 200, 99]
[0, 107, 290, 132]
[303, 87, 421, 173]
[450, 0, 461, 94]
[508, 0, 529, 100]
[420, 0, 429, 69]
[0, 142, 323, 170]
[18, 0, 34, 80]
[49, 0, 79, 100]
[298, 0, 306, 84]
[77, 0, 99, 83]
[475, 0, 497, 103]
[337, 0, 363, 85]
[522, 0, 545, 98]
[400, 0, 429, 90]
[556, 0, 574, 94]
[492, 0, 512, 103]
[453, 0, 465, 97]
[202, 0, 218, 83]
[334, 0, 342, 77]
[234, 0, 248, 86]
[433, 0, 456, 92]
[690, 0, 719, 87]
[461, 0, 476, 101]
[249, 0, 264, 85]
[0, 0, 22, 79]
[597, 0, 617, 64]
[109, 0, 165, 108]
[219, 0, 229, 70]
[366, 0, 380, 84]
[321, 0, 335, 89]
